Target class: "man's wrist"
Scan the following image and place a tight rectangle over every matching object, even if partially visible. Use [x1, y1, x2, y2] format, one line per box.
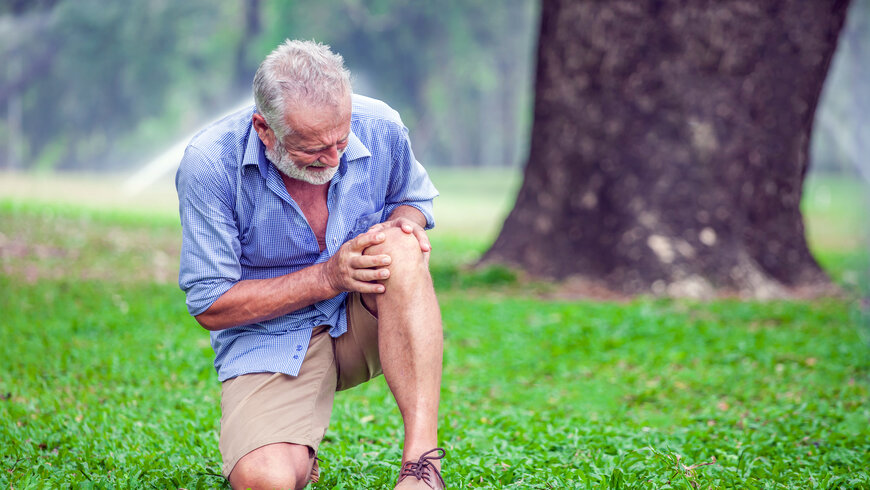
[317, 261, 341, 297]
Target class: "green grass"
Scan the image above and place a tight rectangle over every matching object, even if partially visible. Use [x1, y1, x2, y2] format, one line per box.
[1, 170, 868, 488]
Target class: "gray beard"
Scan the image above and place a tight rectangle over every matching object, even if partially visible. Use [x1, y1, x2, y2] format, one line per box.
[267, 142, 339, 185]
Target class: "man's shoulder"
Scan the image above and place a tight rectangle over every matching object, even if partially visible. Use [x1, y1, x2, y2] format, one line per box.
[352, 94, 405, 128]
[187, 104, 257, 159]
[178, 104, 258, 188]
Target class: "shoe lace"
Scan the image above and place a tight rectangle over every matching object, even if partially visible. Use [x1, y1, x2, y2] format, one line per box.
[310, 455, 321, 484]
[399, 448, 446, 488]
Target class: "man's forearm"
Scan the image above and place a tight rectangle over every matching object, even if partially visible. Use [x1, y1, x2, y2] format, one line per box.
[194, 210, 418, 331]
[195, 262, 338, 331]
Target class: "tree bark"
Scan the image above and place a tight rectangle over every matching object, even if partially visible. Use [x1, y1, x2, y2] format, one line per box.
[483, 0, 851, 298]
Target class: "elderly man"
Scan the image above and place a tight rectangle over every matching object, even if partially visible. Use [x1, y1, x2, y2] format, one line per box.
[176, 40, 445, 489]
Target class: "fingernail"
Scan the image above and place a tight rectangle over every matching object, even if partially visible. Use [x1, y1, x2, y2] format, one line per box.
[380, 270, 389, 278]
[377, 233, 385, 240]
[382, 257, 391, 265]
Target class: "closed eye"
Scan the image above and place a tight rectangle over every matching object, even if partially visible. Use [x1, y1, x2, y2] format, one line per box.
[293, 132, 350, 155]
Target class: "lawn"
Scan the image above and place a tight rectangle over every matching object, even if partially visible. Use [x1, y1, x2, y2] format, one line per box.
[0, 170, 868, 488]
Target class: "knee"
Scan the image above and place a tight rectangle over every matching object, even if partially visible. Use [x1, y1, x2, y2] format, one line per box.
[365, 227, 427, 274]
[229, 454, 311, 490]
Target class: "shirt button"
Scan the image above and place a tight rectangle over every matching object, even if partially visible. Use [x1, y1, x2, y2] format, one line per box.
[296, 345, 303, 351]
[293, 355, 299, 360]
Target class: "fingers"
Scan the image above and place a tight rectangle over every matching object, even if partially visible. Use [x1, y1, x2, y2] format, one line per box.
[341, 260, 389, 293]
[347, 279, 386, 294]
[352, 230, 386, 251]
[352, 266, 390, 282]
[386, 219, 431, 251]
[334, 233, 395, 293]
[370, 219, 416, 235]
[412, 227, 431, 252]
[347, 250, 391, 285]
[395, 219, 431, 253]
[326, 264, 387, 295]
[366, 218, 431, 253]
[351, 253, 390, 269]
[367, 222, 385, 234]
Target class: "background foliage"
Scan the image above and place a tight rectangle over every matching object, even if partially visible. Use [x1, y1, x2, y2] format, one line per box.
[1, 0, 867, 177]
[0, 0, 537, 172]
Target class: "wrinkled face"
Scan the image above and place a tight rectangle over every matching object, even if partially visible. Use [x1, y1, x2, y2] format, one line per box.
[267, 97, 352, 185]
[266, 138, 346, 185]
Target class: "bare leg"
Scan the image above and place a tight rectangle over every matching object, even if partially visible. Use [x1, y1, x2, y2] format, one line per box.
[228, 443, 314, 490]
[362, 228, 443, 473]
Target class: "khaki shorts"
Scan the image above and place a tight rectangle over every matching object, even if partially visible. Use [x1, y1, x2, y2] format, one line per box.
[218, 293, 382, 477]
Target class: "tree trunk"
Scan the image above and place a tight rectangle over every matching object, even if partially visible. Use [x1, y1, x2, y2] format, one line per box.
[234, 0, 261, 93]
[483, 0, 851, 298]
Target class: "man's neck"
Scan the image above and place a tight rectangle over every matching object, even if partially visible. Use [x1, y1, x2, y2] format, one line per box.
[281, 173, 327, 193]
[280, 174, 330, 208]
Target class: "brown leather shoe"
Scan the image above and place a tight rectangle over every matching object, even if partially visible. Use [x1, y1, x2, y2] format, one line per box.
[395, 448, 446, 489]
[309, 456, 320, 484]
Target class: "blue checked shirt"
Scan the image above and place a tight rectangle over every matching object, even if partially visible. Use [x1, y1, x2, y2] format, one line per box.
[176, 94, 438, 382]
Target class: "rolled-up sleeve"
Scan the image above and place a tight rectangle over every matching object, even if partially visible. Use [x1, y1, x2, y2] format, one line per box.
[176, 146, 241, 316]
[384, 124, 439, 229]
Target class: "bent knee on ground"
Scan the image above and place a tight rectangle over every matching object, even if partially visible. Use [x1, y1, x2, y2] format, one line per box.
[229, 443, 312, 490]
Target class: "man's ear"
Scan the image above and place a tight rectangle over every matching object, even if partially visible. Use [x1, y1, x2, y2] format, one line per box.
[252, 113, 276, 150]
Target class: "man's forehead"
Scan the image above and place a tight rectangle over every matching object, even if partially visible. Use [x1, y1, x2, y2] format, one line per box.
[286, 119, 350, 145]
[285, 100, 350, 137]
[285, 94, 350, 124]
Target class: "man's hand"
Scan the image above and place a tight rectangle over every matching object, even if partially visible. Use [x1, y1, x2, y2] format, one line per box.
[368, 218, 430, 251]
[367, 216, 431, 265]
[322, 231, 392, 295]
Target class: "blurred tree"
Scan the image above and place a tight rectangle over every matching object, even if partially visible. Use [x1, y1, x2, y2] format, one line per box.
[484, 0, 851, 298]
[0, 0, 243, 171]
[1, 0, 538, 171]
[234, 0, 262, 93]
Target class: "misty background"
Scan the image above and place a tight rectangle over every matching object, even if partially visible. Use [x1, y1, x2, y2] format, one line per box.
[1, 0, 867, 184]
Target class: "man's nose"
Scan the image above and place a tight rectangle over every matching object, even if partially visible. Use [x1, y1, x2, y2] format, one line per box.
[318, 146, 342, 167]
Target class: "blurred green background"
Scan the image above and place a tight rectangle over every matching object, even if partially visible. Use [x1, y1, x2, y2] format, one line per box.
[1, 0, 867, 176]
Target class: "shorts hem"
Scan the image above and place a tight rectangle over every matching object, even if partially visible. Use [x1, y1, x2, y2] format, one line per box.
[222, 436, 320, 478]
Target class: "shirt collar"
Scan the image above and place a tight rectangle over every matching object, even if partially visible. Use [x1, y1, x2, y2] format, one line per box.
[343, 130, 371, 162]
[242, 115, 270, 180]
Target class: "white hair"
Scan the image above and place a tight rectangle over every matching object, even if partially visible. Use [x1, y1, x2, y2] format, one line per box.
[253, 39, 352, 138]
